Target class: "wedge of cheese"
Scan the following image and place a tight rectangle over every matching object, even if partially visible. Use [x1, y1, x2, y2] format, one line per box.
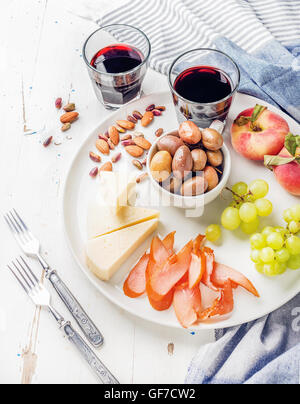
[87, 202, 160, 239]
[100, 172, 136, 214]
[86, 219, 159, 281]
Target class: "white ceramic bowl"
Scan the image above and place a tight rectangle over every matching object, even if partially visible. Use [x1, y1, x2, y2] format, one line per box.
[147, 133, 232, 212]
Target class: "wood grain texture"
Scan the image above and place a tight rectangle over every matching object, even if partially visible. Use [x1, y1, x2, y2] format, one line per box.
[0, 0, 214, 384]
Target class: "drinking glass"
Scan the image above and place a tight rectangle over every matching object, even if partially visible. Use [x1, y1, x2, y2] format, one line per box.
[83, 24, 151, 110]
[168, 49, 240, 128]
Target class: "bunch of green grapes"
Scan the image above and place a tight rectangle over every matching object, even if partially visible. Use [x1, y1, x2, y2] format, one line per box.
[221, 180, 273, 235]
[250, 204, 300, 277]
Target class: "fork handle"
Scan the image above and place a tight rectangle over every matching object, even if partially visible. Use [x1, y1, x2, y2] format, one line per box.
[47, 270, 104, 348]
[62, 322, 119, 384]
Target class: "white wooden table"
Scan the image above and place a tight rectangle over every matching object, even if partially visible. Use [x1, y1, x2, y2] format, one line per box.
[0, 0, 214, 384]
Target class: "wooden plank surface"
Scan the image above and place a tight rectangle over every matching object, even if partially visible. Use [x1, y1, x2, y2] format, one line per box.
[0, 0, 215, 384]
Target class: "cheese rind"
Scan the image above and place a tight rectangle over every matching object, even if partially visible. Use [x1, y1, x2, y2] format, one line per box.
[86, 219, 159, 281]
[87, 203, 160, 239]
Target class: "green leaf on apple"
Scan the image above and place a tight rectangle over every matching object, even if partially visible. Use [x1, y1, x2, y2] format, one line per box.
[264, 154, 297, 170]
[234, 104, 267, 127]
[285, 133, 300, 157]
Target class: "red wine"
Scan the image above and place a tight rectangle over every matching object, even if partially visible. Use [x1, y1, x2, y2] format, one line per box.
[91, 44, 143, 74]
[174, 66, 232, 103]
[89, 44, 145, 107]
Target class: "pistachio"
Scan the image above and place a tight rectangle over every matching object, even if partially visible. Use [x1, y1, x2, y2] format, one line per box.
[89, 167, 99, 178]
[136, 173, 149, 183]
[43, 136, 53, 147]
[146, 104, 155, 112]
[61, 123, 71, 132]
[89, 152, 102, 163]
[55, 98, 62, 109]
[63, 103, 76, 112]
[132, 160, 143, 170]
[132, 110, 143, 120]
[111, 152, 122, 163]
[155, 128, 164, 137]
[127, 115, 138, 124]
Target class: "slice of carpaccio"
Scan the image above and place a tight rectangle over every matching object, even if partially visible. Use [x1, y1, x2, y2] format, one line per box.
[149, 241, 193, 301]
[212, 262, 260, 297]
[199, 281, 234, 321]
[124, 233, 175, 300]
[201, 247, 218, 292]
[173, 283, 202, 328]
[123, 253, 150, 298]
[188, 252, 205, 289]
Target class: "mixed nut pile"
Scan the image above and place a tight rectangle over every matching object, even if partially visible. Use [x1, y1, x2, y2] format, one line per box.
[43, 98, 79, 147]
[150, 121, 225, 197]
[89, 103, 166, 183]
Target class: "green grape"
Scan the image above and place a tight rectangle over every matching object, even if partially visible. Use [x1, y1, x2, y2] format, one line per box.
[255, 199, 273, 217]
[260, 247, 275, 263]
[239, 203, 258, 223]
[244, 194, 255, 203]
[274, 227, 288, 237]
[283, 208, 293, 223]
[267, 232, 284, 250]
[290, 205, 300, 222]
[248, 180, 269, 200]
[275, 248, 290, 263]
[274, 262, 287, 275]
[251, 249, 262, 263]
[263, 263, 277, 277]
[241, 217, 260, 234]
[221, 207, 241, 231]
[265, 262, 287, 277]
[287, 254, 300, 270]
[255, 263, 265, 274]
[288, 221, 300, 234]
[250, 233, 266, 249]
[262, 226, 275, 238]
[286, 236, 300, 255]
[232, 182, 248, 198]
[206, 224, 222, 243]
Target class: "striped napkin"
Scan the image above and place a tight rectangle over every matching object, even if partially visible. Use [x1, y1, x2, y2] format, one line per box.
[71, 0, 300, 384]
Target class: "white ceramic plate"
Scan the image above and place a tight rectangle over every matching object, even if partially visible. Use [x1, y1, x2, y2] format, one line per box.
[63, 91, 300, 330]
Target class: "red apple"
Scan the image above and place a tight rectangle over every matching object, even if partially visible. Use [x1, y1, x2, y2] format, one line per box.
[231, 107, 290, 161]
[273, 147, 300, 196]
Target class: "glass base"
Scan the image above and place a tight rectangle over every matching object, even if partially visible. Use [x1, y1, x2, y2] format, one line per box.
[101, 92, 143, 110]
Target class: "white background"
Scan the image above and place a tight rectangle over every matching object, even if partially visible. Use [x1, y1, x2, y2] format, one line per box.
[0, 0, 214, 384]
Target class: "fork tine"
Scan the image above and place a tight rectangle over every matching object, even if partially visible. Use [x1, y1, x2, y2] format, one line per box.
[4, 213, 19, 235]
[13, 209, 29, 231]
[19, 256, 39, 285]
[9, 211, 24, 234]
[7, 264, 29, 294]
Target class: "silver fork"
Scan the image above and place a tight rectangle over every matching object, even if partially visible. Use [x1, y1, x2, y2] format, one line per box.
[7, 257, 119, 384]
[4, 209, 103, 348]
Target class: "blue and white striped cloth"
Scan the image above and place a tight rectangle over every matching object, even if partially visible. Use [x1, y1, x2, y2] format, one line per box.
[72, 0, 300, 384]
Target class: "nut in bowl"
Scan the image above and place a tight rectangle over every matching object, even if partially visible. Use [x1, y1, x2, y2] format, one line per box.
[147, 121, 232, 212]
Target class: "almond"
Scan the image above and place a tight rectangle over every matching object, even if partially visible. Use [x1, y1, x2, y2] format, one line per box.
[96, 139, 110, 155]
[100, 162, 113, 172]
[60, 111, 79, 124]
[134, 136, 152, 150]
[125, 145, 144, 158]
[108, 126, 120, 146]
[141, 111, 154, 127]
[116, 120, 135, 130]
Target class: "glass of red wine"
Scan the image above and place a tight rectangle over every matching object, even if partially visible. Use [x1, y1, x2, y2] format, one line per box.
[168, 49, 240, 128]
[83, 25, 151, 110]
